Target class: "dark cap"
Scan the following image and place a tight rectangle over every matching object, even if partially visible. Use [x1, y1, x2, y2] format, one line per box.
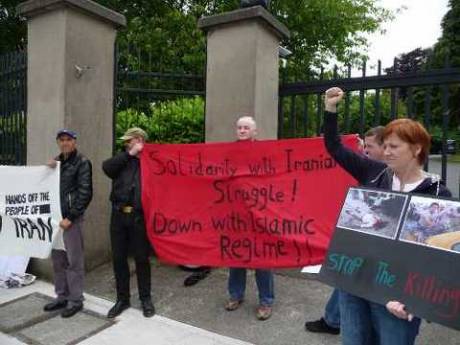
[56, 129, 77, 140]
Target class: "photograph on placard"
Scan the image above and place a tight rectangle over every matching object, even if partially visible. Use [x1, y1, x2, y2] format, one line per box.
[336, 188, 408, 239]
[399, 196, 460, 253]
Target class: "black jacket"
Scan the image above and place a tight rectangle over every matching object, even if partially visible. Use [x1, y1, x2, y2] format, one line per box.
[102, 152, 142, 211]
[57, 150, 93, 221]
[324, 111, 451, 198]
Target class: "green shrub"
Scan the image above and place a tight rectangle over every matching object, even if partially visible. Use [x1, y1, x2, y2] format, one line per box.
[0, 113, 26, 164]
[115, 96, 204, 151]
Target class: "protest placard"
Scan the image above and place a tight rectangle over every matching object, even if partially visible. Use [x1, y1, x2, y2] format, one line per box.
[141, 137, 358, 268]
[319, 187, 460, 330]
[0, 165, 63, 258]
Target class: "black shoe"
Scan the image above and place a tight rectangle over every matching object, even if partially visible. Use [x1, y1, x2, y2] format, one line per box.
[141, 299, 155, 318]
[183, 269, 211, 287]
[107, 300, 130, 319]
[305, 318, 340, 335]
[61, 304, 83, 318]
[44, 300, 67, 312]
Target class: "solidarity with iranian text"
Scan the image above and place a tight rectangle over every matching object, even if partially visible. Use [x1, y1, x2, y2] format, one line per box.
[140, 137, 358, 268]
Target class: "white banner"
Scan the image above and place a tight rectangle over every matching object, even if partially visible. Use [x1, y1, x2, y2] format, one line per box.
[0, 256, 29, 279]
[0, 164, 63, 258]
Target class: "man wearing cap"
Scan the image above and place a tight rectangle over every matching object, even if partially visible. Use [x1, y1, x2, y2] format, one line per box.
[102, 127, 155, 318]
[43, 129, 93, 318]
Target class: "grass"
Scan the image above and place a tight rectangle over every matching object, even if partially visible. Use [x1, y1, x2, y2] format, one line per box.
[430, 153, 460, 163]
[448, 154, 460, 163]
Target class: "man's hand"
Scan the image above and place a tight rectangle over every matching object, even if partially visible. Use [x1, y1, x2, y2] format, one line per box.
[129, 142, 144, 156]
[47, 159, 57, 169]
[325, 87, 344, 113]
[386, 301, 414, 321]
[60, 218, 72, 230]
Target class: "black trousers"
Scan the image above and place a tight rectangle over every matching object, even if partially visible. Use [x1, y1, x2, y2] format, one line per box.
[110, 210, 152, 302]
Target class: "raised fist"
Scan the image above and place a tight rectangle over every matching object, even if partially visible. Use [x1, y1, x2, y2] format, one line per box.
[325, 87, 344, 113]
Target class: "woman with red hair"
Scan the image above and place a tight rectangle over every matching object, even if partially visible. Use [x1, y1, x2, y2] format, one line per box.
[323, 87, 451, 345]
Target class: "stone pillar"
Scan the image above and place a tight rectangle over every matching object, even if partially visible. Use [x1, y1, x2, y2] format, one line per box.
[17, 0, 126, 278]
[198, 5, 289, 141]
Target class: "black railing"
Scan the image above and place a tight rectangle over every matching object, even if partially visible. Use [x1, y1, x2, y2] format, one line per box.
[113, 43, 206, 150]
[0, 50, 27, 165]
[279, 60, 460, 198]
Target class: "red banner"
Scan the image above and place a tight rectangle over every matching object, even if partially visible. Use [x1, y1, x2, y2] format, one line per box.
[141, 137, 357, 268]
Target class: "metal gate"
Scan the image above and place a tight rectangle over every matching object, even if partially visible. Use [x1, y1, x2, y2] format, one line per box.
[279, 60, 460, 197]
[0, 50, 27, 165]
[113, 43, 205, 151]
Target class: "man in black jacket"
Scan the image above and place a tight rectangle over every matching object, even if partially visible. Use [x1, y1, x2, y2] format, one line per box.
[102, 127, 155, 318]
[43, 129, 93, 318]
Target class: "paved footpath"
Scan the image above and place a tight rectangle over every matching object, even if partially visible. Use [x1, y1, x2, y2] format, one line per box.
[0, 280, 252, 345]
[1, 263, 459, 345]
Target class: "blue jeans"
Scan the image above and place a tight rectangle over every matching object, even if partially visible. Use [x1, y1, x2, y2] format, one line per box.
[324, 288, 340, 328]
[228, 268, 274, 306]
[339, 291, 421, 345]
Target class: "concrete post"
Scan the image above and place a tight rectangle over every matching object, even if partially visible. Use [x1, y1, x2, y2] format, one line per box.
[17, 0, 126, 278]
[198, 5, 289, 141]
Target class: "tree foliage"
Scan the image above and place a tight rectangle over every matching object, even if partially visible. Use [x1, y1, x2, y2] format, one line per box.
[385, 47, 431, 75]
[0, 0, 26, 54]
[383, 47, 432, 100]
[431, 0, 460, 127]
[394, 1, 460, 132]
[270, 0, 391, 79]
[2, 0, 391, 75]
[382, 1, 459, 136]
[432, 0, 460, 68]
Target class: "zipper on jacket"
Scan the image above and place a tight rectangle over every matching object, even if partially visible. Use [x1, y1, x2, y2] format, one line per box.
[68, 194, 72, 209]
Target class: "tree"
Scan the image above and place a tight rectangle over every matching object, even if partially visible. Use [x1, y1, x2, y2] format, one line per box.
[384, 47, 432, 100]
[2, 0, 392, 74]
[432, 0, 460, 68]
[270, 0, 392, 80]
[385, 48, 432, 75]
[0, 0, 26, 54]
[383, 1, 460, 138]
[431, 0, 460, 128]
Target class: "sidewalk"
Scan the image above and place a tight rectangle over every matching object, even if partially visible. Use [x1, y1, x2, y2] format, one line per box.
[1, 261, 459, 345]
[0, 280, 252, 345]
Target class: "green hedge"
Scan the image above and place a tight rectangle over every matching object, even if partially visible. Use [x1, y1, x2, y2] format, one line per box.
[115, 96, 204, 151]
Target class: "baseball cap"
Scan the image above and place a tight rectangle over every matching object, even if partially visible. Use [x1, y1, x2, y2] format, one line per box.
[120, 127, 148, 141]
[56, 129, 77, 139]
